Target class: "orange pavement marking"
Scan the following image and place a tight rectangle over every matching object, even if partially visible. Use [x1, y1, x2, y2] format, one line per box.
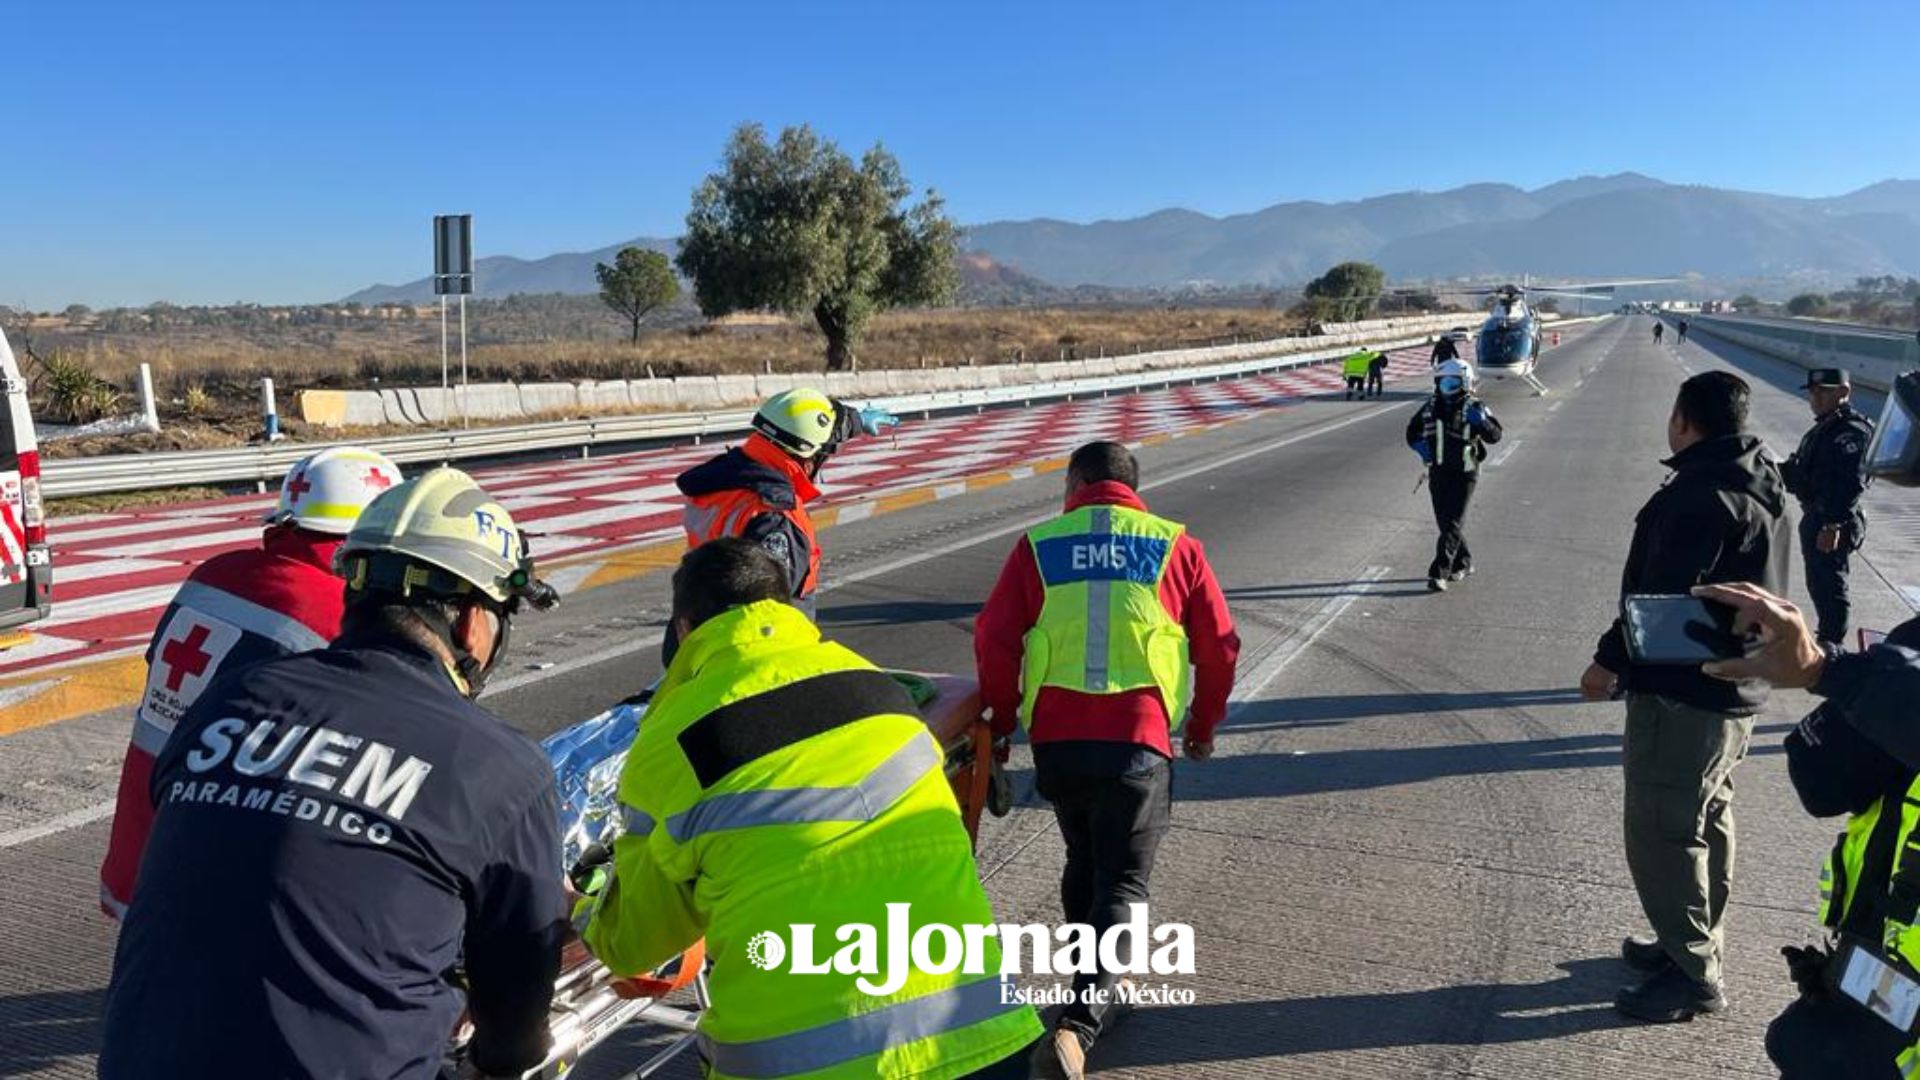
[0, 654, 147, 737]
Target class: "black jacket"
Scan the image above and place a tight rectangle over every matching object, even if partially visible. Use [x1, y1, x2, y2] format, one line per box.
[1782, 403, 1874, 529]
[1405, 394, 1503, 473]
[1792, 617, 1920, 935]
[101, 635, 565, 1080]
[677, 447, 813, 601]
[1595, 434, 1789, 714]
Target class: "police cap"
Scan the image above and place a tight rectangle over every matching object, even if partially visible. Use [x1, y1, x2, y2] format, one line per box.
[1802, 368, 1850, 390]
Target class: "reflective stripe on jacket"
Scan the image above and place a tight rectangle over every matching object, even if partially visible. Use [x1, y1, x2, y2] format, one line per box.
[583, 601, 1041, 1078]
[678, 436, 822, 597]
[1019, 505, 1191, 731]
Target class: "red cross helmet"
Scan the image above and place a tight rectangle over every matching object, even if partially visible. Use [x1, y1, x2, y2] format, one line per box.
[267, 446, 403, 535]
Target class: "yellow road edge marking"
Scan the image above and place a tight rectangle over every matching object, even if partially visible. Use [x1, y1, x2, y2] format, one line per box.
[4, 385, 1315, 736]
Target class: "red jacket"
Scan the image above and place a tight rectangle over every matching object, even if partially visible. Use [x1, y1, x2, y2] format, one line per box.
[99, 527, 346, 918]
[975, 482, 1240, 755]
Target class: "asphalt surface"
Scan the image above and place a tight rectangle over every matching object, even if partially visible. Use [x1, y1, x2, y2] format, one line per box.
[2, 314, 1914, 1079]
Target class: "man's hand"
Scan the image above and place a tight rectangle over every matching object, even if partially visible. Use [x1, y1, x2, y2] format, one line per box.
[1579, 662, 1618, 702]
[1182, 733, 1214, 761]
[1692, 582, 1825, 688]
[1817, 524, 1843, 554]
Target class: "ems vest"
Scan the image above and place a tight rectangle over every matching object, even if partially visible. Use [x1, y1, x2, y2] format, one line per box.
[1343, 352, 1375, 377]
[683, 489, 822, 597]
[593, 602, 1039, 1079]
[1020, 505, 1192, 730]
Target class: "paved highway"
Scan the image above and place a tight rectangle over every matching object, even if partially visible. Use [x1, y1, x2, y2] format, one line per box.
[2, 315, 1914, 1078]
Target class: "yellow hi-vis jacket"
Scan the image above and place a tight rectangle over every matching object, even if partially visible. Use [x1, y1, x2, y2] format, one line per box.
[1020, 505, 1192, 729]
[581, 601, 1040, 1079]
[1342, 351, 1376, 378]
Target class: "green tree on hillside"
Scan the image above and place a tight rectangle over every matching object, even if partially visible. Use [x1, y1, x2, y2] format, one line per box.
[595, 247, 680, 343]
[1786, 293, 1830, 317]
[1731, 294, 1762, 313]
[1301, 261, 1385, 323]
[676, 123, 959, 371]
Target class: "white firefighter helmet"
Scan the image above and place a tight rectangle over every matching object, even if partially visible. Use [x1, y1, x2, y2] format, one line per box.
[336, 467, 555, 610]
[267, 447, 403, 535]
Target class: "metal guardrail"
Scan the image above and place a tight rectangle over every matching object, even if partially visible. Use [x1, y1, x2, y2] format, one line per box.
[44, 318, 1603, 498]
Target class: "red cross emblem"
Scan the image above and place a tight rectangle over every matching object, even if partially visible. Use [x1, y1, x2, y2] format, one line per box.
[159, 623, 215, 693]
[363, 467, 393, 491]
[284, 468, 312, 504]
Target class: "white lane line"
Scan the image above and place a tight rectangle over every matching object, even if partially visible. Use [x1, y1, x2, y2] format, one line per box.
[1547, 401, 1563, 413]
[485, 401, 1410, 698]
[1227, 565, 1391, 715]
[1489, 439, 1524, 468]
[13, 402, 1412, 846]
[0, 800, 117, 850]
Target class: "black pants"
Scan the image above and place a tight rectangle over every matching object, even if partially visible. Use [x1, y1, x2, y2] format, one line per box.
[1034, 752, 1172, 1038]
[1767, 992, 1905, 1079]
[1366, 370, 1384, 397]
[1427, 468, 1477, 579]
[1345, 375, 1365, 399]
[1800, 515, 1853, 645]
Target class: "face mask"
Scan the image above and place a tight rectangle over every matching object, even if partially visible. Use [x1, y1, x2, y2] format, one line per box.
[1868, 371, 1919, 487]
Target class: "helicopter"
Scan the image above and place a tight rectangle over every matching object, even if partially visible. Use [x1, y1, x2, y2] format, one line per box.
[1459, 277, 1676, 395]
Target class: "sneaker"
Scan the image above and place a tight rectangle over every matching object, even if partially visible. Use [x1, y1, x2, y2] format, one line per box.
[1447, 565, 1474, 582]
[1621, 935, 1673, 973]
[1427, 577, 1447, 592]
[1030, 1026, 1089, 1080]
[1614, 965, 1727, 1023]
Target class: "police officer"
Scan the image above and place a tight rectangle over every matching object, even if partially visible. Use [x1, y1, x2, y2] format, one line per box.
[1366, 347, 1389, 398]
[100, 468, 565, 1080]
[1782, 368, 1875, 645]
[581, 538, 1042, 1078]
[1406, 359, 1503, 591]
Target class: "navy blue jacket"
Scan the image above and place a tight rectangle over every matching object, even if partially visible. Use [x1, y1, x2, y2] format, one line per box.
[100, 632, 565, 1080]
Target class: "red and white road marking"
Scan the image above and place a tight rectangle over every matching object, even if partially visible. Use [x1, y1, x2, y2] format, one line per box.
[15, 351, 1439, 679]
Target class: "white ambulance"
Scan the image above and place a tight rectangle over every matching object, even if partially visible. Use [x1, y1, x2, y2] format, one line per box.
[0, 327, 51, 637]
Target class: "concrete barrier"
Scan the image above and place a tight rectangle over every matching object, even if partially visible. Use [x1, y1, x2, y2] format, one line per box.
[455, 383, 523, 420]
[578, 380, 633, 411]
[518, 382, 580, 416]
[296, 311, 1498, 429]
[1679, 314, 1920, 393]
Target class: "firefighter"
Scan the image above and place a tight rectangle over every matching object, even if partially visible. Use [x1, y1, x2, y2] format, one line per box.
[1781, 368, 1875, 645]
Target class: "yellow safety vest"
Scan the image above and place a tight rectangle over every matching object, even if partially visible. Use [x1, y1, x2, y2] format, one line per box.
[1815, 774, 1920, 1076]
[1343, 351, 1376, 377]
[1020, 505, 1192, 730]
[582, 601, 1040, 1079]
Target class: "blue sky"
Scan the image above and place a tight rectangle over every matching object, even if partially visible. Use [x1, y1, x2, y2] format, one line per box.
[6, 0, 1917, 309]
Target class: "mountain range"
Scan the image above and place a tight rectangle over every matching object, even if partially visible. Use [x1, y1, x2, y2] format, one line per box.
[345, 174, 1920, 302]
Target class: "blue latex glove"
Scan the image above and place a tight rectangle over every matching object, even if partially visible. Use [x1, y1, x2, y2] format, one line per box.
[857, 406, 901, 437]
[1412, 438, 1433, 465]
[1465, 402, 1487, 427]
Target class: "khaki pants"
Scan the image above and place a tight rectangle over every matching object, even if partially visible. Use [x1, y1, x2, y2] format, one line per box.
[1622, 693, 1753, 987]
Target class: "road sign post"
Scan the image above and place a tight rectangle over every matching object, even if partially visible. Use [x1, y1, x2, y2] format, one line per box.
[433, 214, 474, 428]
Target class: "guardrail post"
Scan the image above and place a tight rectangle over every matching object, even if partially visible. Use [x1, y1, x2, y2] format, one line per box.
[260, 378, 281, 442]
[136, 363, 160, 433]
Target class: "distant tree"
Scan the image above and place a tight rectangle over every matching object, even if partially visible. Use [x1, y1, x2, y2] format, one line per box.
[1302, 262, 1385, 323]
[1731, 294, 1763, 313]
[1786, 293, 1830, 317]
[676, 123, 959, 370]
[595, 247, 680, 343]
[62, 303, 92, 325]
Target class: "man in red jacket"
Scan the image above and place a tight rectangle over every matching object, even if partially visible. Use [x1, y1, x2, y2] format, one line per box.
[98, 446, 400, 919]
[975, 441, 1239, 1080]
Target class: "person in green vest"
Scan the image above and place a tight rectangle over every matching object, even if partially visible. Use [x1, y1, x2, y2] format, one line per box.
[579, 538, 1042, 1079]
[976, 441, 1240, 1079]
[1342, 349, 1376, 400]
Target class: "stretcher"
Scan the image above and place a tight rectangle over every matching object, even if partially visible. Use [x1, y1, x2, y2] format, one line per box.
[446, 671, 996, 1079]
